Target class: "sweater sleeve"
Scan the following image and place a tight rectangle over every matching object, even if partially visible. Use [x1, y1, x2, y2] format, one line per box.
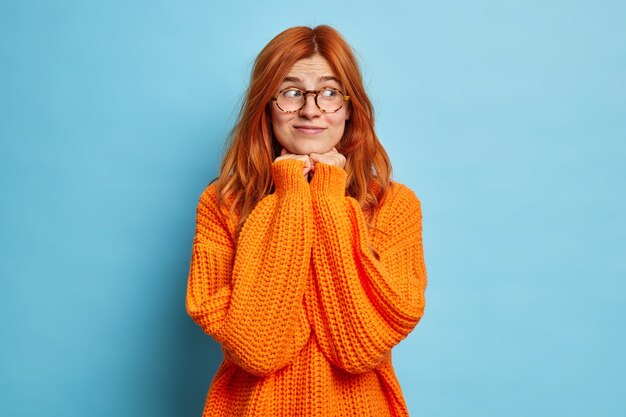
[185, 159, 313, 376]
[306, 162, 428, 374]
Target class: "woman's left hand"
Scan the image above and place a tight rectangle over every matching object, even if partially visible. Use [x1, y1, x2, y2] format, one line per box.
[309, 147, 346, 172]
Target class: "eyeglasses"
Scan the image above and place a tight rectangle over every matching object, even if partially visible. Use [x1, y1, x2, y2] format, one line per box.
[271, 87, 351, 113]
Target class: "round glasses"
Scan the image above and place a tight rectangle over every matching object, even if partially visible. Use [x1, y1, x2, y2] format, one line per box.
[271, 87, 351, 113]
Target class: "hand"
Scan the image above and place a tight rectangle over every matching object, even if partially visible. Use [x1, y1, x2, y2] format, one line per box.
[274, 148, 313, 179]
[309, 147, 346, 173]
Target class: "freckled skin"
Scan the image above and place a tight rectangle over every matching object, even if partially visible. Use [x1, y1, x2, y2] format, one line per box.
[270, 54, 351, 157]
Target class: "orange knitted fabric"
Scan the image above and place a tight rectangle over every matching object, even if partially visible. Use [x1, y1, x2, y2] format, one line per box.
[186, 158, 428, 417]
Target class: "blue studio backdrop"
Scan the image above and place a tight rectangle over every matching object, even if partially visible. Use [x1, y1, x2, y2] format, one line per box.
[1, 1, 625, 416]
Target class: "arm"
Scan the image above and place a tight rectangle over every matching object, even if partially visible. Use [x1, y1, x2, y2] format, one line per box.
[307, 162, 428, 374]
[186, 159, 313, 376]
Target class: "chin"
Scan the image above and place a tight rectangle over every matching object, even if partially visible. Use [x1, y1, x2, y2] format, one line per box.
[294, 142, 335, 155]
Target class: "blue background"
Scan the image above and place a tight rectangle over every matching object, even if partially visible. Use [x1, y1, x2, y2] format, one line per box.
[1, 1, 625, 416]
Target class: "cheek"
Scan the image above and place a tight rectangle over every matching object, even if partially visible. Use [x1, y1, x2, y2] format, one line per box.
[328, 113, 348, 131]
[271, 108, 292, 129]
[270, 112, 294, 144]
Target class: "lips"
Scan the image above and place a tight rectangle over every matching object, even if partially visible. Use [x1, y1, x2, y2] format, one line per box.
[294, 125, 326, 134]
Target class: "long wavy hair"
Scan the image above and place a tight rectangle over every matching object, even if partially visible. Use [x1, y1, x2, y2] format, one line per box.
[212, 25, 392, 245]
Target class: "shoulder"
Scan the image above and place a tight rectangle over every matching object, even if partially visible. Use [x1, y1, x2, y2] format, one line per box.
[198, 178, 236, 205]
[368, 180, 423, 230]
[382, 180, 422, 211]
[196, 181, 232, 222]
[197, 181, 219, 210]
[195, 181, 238, 241]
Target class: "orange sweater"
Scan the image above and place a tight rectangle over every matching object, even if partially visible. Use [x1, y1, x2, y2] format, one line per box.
[186, 158, 428, 417]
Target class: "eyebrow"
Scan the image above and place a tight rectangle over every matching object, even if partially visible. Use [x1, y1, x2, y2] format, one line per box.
[282, 76, 340, 83]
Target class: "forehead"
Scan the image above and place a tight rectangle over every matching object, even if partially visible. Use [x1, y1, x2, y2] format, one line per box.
[285, 54, 337, 80]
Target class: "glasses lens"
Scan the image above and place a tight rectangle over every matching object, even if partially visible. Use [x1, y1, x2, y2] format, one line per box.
[277, 88, 304, 112]
[275, 87, 345, 112]
[317, 88, 344, 112]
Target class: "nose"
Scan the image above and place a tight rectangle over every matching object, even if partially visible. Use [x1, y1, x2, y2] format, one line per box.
[298, 92, 322, 119]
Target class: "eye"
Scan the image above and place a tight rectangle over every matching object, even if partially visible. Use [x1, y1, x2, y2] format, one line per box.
[320, 88, 338, 98]
[282, 88, 302, 98]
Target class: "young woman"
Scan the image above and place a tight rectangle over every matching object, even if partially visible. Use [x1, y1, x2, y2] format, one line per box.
[186, 24, 428, 417]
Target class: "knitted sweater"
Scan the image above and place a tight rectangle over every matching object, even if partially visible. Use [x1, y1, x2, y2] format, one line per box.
[186, 158, 428, 417]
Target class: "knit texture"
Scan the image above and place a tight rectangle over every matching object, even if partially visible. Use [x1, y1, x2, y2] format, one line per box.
[186, 158, 428, 417]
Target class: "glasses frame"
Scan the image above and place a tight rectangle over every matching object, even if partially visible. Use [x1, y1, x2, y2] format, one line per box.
[271, 87, 351, 113]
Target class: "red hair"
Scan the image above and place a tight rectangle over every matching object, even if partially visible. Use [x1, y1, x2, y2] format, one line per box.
[212, 25, 392, 242]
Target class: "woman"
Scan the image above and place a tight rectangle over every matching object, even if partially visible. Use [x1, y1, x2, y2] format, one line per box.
[186, 24, 428, 417]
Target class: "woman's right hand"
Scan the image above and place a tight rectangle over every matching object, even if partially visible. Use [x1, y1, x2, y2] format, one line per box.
[274, 147, 313, 180]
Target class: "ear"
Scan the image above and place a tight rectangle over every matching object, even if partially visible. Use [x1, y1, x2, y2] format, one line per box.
[345, 104, 351, 121]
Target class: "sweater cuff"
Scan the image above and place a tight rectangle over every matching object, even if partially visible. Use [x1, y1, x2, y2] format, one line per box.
[272, 159, 309, 198]
[310, 162, 347, 198]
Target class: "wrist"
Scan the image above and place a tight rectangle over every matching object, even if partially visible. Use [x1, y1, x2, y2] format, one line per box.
[272, 159, 310, 197]
[310, 162, 347, 198]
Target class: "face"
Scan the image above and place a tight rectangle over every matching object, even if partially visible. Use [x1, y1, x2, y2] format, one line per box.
[269, 54, 350, 156]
